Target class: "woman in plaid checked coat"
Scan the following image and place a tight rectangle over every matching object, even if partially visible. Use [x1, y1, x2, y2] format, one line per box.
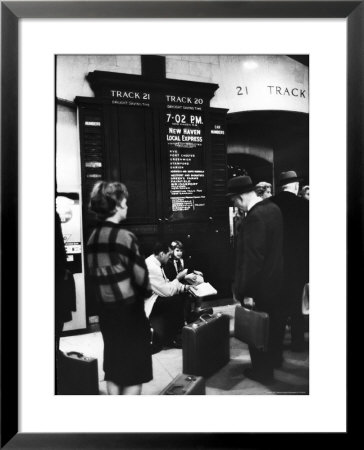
[87, 181, 153, 395]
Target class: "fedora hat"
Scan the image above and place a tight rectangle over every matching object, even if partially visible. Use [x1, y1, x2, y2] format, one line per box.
[278, 170, 302, 186]
[226, 175, 255, 197]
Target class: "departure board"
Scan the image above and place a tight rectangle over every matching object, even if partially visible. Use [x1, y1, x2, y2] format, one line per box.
[165, 105, 207, 220]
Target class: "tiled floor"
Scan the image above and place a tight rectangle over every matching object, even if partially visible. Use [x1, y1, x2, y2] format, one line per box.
[60, 302, 309, 395]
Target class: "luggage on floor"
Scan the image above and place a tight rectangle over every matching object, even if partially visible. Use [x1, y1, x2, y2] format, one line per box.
[234, 305, 270, 351]
[160, 373, 205, 395]
[182, 312, 230, 377]
[56, 350, 99, 395]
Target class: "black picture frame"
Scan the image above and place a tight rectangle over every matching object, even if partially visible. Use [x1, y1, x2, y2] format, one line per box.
[1, 1, 356, 447]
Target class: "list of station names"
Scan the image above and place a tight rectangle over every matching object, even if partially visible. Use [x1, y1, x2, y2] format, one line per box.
[165, 104, 206, 215]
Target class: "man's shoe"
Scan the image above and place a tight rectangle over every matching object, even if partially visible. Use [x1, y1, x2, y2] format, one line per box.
[244, 368, 274, 384]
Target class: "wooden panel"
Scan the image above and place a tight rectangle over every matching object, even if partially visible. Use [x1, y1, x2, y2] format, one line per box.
[116, 106, 157, 223]
[79, 106, 105, 205]
[210, 117, 229, 219]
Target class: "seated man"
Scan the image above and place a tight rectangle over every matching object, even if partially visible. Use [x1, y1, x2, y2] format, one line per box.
[145, 242, 192, 349]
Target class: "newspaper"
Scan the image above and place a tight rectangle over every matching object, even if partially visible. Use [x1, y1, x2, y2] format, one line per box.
[190, 282, 217, 298]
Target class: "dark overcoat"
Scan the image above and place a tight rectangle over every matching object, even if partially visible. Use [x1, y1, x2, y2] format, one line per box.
[55, 211, 76, 325]
[270, 191, 309, 307]
[233, 200, 284, 313]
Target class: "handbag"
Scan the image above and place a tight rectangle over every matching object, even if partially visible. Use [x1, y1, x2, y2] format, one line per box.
[234, 304, 270, 351]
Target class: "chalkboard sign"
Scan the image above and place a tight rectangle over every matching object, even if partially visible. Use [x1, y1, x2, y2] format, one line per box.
[165, 107, 207, 221]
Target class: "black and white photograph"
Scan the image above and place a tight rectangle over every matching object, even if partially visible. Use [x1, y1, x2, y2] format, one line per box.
[55, 54, 309, 396]
[1, 3, 351, 443]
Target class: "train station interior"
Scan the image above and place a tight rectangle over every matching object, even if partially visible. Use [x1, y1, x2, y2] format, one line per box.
[56, 54, 309, 396]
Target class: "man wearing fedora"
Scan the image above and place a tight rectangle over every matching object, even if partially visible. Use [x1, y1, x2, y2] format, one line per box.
[271, 170, 309, 353]
[228, 175, 285, 383]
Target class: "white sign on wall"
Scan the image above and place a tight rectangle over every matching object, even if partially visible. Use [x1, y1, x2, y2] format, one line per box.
[211, 55, 309, 114]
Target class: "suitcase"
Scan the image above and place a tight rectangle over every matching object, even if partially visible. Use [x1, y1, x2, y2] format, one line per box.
[56, 351, 99, 395]
[234, 305, 270, 351]
[160, 373, 205, 395]
[182, 312, 230, 377]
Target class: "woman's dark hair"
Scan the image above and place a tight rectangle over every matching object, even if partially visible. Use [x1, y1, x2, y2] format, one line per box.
[89, 181, 129, 220]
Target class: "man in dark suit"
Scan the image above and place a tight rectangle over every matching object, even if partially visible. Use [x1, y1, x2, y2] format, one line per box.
[229, 176, 285, 383]
[270, 170, 309, 352]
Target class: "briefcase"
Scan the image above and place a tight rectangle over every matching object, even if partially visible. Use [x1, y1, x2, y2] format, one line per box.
[182, 313, 230, 377]
[234, 305, 270, 351]
[56, 351, 99, 395]
[159, 373, 205, 395]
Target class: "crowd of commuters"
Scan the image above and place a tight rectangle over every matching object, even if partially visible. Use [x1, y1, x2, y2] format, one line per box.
[270, 171, 309, 353]
[56, 170, 309, 394]
[228, 170, 309, 383]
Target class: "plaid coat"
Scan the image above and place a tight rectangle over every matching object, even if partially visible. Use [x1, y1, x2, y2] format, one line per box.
[87, 222, 152, 305]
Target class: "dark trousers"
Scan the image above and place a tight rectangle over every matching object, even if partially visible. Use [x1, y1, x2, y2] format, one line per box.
[184, 294, 198, 320]
[55, 318, 65, 352]
[149, 295, 185, 345]
[248, 311, 286, 377]
[286, 283, 307, 347]
[55, 319, 65, 394]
